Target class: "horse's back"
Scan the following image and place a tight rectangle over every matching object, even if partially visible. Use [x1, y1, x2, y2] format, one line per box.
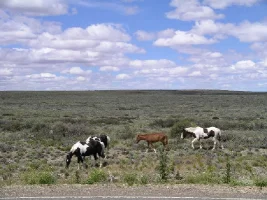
[207, 127, 221, 133]
[140, 132, 167, 142]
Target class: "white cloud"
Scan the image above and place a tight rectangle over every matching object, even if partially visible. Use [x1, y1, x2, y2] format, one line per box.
[192, 20, 233, 36]
[129, 59, 177, 68]
[158, 29, 176, 38]
[0, 68, 13, 76]
[189, 71, 202, 76]
[166, 0, 224, 21]
[0, 0, 68, 16]
[135, 29, 176, 41]
[85, 24, 131, 42]
[192, 20, 267, 43]
[204, 0, 260, 9]
[135, 30, 156, 41]
[77, 76, 87, 81]
[230, 60, 256, 70]
[229, 21, 267, 43]
[0, 21, 144, 69]
[79, 0, 139, 15]
[154, 30, 216, 47]
[116, 73, 130, 80]
[100, 66, 120, 71]
[26, 73, 57, 79]
[62, 67, 92, 75]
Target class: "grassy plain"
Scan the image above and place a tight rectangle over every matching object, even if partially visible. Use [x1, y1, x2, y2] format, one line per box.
[0, 90, 267, 186]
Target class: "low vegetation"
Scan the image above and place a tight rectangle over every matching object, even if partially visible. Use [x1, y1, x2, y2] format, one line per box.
[0, 90, 267, 187]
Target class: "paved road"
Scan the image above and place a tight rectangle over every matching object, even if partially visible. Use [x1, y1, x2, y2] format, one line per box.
[1, 185, 266, 200]
[1, 196, 266, 200]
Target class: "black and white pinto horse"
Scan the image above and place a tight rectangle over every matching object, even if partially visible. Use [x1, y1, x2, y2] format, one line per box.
[85, 134, 110, 149]
[66, 139, 105, 169]
[181, 126, 224, 150]
[85, 134, 110, 166]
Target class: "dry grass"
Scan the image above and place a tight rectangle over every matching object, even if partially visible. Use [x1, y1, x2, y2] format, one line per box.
[0, 90, 267, 186]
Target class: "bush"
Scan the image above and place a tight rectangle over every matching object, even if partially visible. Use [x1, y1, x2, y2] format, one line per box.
[149, 118, 177, 128]
[140, 175, 149, 185]
[184, 172, 221, 184]
[87, 169, 107, 184]
[158, 148, 169, 182]
[123, 173, 138, 186]
[22, 170, 56, 184]
[52, 122, 68, 136]
[170, 119, 196, 138]
[2, 120, 23, 132]
[31, 122, 50, 134]
[254, 177, 267, 188]
[117, 125, 136, 140]
[223, 156, 231, 184]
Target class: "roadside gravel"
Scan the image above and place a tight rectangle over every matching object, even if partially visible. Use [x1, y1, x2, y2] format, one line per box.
[1, 184, 267, 199]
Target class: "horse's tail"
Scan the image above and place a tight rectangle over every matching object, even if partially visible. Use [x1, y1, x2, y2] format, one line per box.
[217, 129, 222, 141]
[164, 135, 168, 145]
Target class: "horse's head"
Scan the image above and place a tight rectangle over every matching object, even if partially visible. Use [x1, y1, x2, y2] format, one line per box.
[136, 134, 141, 143]
[97, 141, 106, 158]
[65, 152, 73, 168]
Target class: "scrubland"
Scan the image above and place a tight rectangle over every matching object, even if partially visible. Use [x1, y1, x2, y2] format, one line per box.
[0, 90, 267, 187]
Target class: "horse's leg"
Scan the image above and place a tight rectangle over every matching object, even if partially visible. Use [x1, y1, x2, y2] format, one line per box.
[199, 139, 203, 149]
[93, 154, 101, 167]
[151, 143, 156, 153]
[146, 142, 150, 153]
[191, 138, 198, 149]
[212, 137, 217, 150]
[162, 140, 167, 151]
[218, 137, 224, 149]
[77, 155, 84, 170]
[220, 141, 224, 149]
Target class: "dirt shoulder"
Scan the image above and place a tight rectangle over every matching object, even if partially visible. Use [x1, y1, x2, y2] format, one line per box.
[1, 184, 267, 199]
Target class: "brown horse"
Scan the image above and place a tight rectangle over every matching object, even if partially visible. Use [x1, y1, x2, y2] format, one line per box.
[136, 132, 168, 153]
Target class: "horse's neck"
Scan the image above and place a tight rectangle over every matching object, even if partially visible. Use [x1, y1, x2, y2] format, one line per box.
[68, 152, 74, 158]
[139, 135, 147, 139]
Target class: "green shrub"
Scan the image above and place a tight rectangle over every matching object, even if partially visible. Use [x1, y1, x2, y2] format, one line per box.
[87, 169, 107, 184]
[52, 122, 68, 136]
[117, 125, 136, 140]
[123, 173, 138, 186]
[254, 177, 267, 188]
[158, 148, 169, 182]
[149, 118, 177, 128]
[184, 172, 221, 184]
[223, 156, 231, 184]
[38, 172, 56, 184]
[2, 121, 23, 132]
[170, 119, 196, 138]
[22, 171, 56, 185]
[140, 175, 149, 185]
[31, 122, 50, 133]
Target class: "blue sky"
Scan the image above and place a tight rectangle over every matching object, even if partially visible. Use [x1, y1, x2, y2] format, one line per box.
[0, 0, 267, 91]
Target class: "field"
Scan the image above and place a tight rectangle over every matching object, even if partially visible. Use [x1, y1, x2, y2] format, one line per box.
[0, 90, 267, 187]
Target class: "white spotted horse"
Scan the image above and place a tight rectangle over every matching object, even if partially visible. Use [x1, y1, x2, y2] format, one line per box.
[66, 139, 105, 169]
[85, 134, 110, 165]
[86, 134, 110, 150]
[181, 126, 224, 150]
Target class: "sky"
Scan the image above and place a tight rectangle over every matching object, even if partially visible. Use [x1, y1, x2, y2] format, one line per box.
[0, 0, 267, 91]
